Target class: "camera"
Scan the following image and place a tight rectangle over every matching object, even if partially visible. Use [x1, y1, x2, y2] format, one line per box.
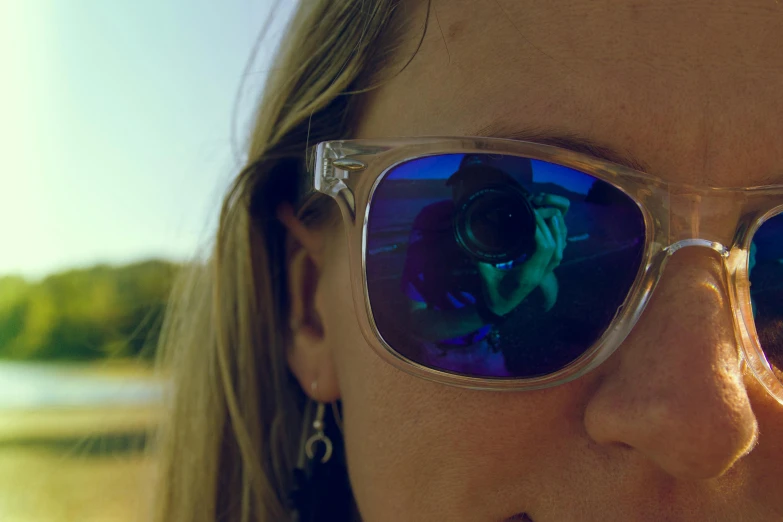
[448, 163, 539, 265]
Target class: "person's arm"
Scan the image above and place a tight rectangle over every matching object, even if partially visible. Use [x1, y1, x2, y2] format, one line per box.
[479, 203, 567, 315]
[402, 195, 568, 342]
[406, 300, 485, 342]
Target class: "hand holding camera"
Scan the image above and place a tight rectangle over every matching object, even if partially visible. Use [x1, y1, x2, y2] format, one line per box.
[476, 193, 569, 317]
[448, 158, 570, 320]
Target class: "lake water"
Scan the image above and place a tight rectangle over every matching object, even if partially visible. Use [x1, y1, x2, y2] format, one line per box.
[0, 361, 163, 410]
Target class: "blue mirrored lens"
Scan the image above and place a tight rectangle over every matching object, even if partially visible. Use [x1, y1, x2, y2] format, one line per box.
[365, 154, 646, 379]
[749, 212, 783, 371]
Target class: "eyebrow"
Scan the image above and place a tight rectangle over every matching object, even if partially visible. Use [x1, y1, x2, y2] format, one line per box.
[474, 123, 783, 187]
[473, 123, 650, 173]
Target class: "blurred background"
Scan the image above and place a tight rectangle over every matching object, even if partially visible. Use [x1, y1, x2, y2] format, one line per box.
[0, 1, 296, 520]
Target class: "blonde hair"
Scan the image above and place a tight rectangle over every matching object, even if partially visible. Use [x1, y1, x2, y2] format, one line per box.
[151, 2, 427, 521]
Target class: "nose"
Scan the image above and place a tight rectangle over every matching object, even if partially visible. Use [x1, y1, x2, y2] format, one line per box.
[583, 248, 758, 480]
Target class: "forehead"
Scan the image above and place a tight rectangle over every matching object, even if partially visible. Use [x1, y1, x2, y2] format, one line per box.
[355, 0, 783, 187]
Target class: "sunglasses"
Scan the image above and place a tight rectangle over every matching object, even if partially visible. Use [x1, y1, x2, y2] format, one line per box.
[296, 137, 783, 403]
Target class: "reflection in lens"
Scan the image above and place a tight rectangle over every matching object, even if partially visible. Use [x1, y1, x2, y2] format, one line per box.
[365, 153, 646, 379]
[749, 212, 783, 373]
[451, 164, 538, 263]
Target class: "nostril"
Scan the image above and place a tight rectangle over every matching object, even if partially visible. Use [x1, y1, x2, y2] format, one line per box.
[504, 514, 534, 522]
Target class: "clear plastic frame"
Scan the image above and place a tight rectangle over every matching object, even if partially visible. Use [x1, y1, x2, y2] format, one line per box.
[297, 137, 783, 404]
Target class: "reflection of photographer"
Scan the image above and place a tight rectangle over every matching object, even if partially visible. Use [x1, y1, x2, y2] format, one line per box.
[402, 155, 568, 344]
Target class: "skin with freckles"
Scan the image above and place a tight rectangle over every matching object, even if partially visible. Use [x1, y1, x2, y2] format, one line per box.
[284, 0, 783, 520]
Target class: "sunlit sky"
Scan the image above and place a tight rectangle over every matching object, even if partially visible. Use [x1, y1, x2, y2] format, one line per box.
[0, 1, 297, 279]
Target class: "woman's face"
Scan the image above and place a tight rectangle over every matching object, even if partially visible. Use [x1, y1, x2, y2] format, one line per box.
[291, 0, 783, 520]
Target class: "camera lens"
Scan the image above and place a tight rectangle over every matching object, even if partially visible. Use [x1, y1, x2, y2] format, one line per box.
[454, 183, 537, 264]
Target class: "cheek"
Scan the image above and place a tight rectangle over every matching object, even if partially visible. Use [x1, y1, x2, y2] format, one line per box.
[321, 259, 592, 520]
[338, 365, 595, 520]
[743, 376, 783, 508]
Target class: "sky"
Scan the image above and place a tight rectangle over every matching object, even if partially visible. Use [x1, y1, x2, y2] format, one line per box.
[390, 154, 596, 194]
[0, 0, 298, 279]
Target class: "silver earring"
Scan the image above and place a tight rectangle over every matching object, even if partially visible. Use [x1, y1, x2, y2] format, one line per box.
[290, 398, 338, 519]
[304, 402, 333, 463]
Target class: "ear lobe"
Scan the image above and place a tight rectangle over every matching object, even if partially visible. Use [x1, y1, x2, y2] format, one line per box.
[278, 203, 341, 403]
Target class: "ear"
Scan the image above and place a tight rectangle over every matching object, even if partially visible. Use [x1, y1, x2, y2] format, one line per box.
[277, 203, 341, 403]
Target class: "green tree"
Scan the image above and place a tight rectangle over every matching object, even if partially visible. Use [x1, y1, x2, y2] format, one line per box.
[0, 259, 180, 361]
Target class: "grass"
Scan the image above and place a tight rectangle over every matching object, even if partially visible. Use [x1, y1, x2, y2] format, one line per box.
[0, 445, 156, 522]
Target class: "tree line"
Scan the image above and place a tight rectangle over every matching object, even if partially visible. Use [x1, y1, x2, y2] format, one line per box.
[0, 260, 181, 361]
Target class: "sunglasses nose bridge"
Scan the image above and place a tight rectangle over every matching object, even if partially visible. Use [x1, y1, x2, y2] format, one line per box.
[633, 239, 730, 327]
[663, 238, 731, 258]
[638, 238, 732, 328]
[664, 189, 746, 249]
